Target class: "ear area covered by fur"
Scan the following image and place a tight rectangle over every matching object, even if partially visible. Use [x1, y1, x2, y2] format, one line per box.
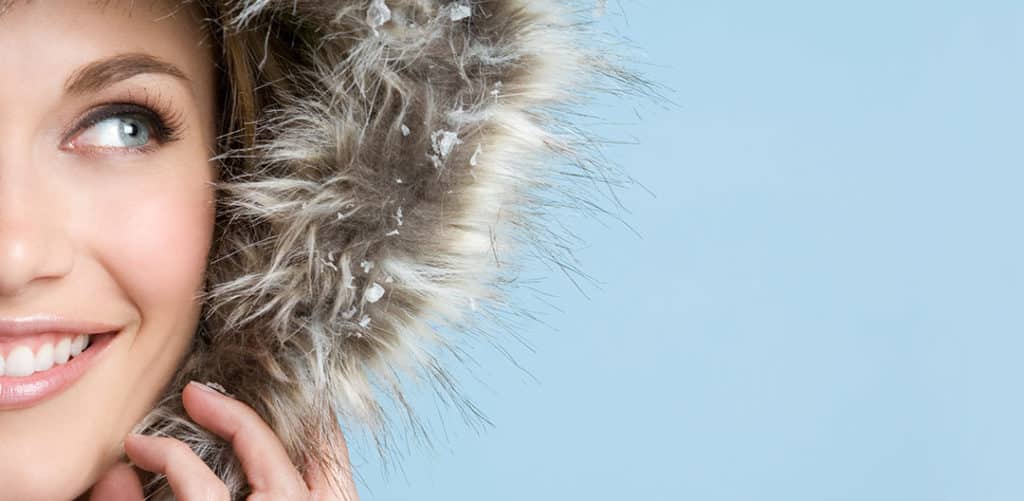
[132, 0, 652, 498]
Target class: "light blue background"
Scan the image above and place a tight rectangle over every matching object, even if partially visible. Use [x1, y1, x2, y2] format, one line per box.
[353, 2, 1024, 500]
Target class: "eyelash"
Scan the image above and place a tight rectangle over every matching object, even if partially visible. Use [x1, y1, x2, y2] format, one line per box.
[64, 91, 186, 155]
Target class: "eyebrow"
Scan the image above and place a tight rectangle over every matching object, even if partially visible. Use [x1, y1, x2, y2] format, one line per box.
[64, 53, 191, 96]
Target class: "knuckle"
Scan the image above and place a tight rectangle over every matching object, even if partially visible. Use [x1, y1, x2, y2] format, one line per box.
[193, 487, 228, 501]
[195, 477, 230, 501]
[225, 403, 262, 433]
[163, 438, 196, 458]
[276, 485, 309, 500]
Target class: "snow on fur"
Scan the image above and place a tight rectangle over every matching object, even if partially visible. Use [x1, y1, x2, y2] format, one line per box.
[94, 0, 647, 498]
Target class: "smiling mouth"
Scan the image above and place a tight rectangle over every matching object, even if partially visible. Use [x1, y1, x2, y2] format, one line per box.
[0, 331, 119, 410]
[0, 332, 108, 378]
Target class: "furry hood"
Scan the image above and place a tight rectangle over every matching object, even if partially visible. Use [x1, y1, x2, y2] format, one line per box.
[128, 0, 643, 498]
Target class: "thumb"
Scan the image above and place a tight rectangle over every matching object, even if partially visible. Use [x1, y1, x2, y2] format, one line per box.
[89, 461, 145, 501]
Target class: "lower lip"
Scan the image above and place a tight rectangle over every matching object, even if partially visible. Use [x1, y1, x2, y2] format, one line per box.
[0, 331, 118, 411]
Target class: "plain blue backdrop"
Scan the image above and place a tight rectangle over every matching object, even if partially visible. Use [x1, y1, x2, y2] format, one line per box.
[352, 2, 1024, 500]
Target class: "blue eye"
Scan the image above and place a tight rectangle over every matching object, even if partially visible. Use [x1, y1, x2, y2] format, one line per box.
[76, 114, 152, 148]
[64, 103, 183, 153]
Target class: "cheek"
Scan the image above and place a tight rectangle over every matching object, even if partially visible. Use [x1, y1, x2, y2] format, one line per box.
[4, 157, 221, 497]
[67, 156, 217, 397]
[88, 164, 216, 318]
[79, 158, 216, 450]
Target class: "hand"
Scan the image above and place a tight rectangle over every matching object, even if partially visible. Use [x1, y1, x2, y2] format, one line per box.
[88, 381, 359, 500]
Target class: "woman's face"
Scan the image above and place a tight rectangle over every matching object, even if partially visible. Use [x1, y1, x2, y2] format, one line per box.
[0, 0, 216, 498]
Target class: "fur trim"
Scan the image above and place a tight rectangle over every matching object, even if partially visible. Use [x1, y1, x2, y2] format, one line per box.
[122, 0, 649, 498]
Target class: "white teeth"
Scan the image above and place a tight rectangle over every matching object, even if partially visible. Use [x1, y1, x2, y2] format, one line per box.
[1, 334, 92, 378]
[34, 343, 54, 372]
[54, 337, 71, 365]
[6, 346, 35, 377]
[69, 335, 86, 357]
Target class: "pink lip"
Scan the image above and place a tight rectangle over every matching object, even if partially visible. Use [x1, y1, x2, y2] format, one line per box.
[0, 331, 118, 410]
[0, 316, 121, 338]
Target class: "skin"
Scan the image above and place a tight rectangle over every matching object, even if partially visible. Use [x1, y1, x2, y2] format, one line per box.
[0, 1, 357, 499]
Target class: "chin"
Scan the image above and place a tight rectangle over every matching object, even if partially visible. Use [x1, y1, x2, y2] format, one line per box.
[0, 329, 154, 501]
[0, 453, 97, 501]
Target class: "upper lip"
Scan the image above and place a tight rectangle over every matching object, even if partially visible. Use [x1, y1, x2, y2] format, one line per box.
[0, 316, 120, 338]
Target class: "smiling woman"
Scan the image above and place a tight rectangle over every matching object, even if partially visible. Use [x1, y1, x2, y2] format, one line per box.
[0, 0, 636, 499]
[0, 0, 226, 498]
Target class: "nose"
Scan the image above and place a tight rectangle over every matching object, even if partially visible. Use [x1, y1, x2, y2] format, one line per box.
[0, 157, 74, 297]
[0, 220, 73, 296]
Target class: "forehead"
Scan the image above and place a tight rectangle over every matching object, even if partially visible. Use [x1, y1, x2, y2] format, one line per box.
[0, 0, 210, 40]
[0, 0, 214, 92]
[0, 0, 195, 16]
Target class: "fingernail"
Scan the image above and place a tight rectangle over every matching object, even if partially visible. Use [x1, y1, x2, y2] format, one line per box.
[188, 380, 236, 399]
[122, 434, 146, 465]
[122, 433, 144, 450]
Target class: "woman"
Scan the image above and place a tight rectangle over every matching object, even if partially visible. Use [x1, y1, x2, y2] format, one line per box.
[0, 0, 635, 499]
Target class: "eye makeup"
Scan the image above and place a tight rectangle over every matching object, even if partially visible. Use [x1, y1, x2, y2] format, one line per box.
[61, 88, 187, 155]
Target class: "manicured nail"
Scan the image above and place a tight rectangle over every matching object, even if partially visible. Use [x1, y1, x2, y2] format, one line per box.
[123, 433, 148, 449]
[188, 380, 236, 398]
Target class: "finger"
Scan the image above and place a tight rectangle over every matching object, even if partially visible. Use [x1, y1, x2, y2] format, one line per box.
[124, 434, 230, 501]
[182, 381, 308, 498]
[304, 420, 360, 501]
[89, 462, 144, 501]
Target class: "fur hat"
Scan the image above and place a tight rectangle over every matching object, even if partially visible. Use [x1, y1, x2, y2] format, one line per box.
[125, 0, 646, 498]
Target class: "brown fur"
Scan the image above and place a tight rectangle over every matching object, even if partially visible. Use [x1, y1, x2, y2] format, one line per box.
[6, 0, 650, 498]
